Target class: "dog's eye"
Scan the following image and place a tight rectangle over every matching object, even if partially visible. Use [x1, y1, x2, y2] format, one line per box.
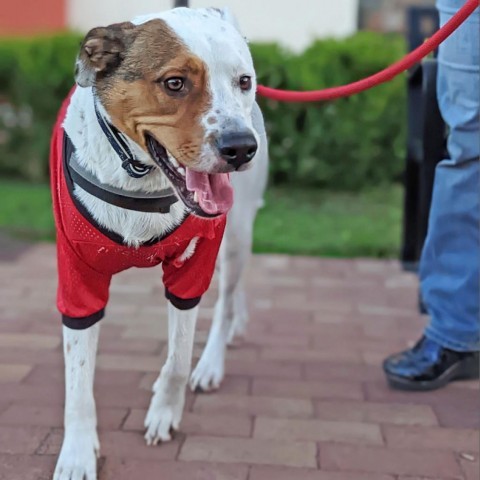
[239, 75, 252, 92]
[164, 77, 185, 92]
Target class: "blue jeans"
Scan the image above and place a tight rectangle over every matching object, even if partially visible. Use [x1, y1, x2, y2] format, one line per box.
[420, 0, 480, 351]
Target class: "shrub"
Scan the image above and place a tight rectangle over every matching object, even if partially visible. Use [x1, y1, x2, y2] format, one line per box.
[0, 31, 406, 189]
[0, 33, 82, 180]
[252, 32, 406, 190]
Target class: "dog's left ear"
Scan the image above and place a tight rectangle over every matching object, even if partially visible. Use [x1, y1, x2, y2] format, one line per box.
[75, 22, 137, 87]
[207, 7, 243, 35]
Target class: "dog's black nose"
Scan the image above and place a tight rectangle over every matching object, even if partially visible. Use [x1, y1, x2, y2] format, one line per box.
[217, 132, 258, 170]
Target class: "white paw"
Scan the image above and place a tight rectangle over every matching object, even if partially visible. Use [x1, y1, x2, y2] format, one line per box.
[53, 429, 99, 480]
[144, 389, 185, 445]
[190, 346, 225, 392]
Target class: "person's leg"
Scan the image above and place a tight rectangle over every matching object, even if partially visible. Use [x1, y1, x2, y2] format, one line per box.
[384, 0, 479, 390]
[421, 0, 480, 352]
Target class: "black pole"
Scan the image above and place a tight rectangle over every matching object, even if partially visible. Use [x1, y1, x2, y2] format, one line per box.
[174, 0, 189, 7]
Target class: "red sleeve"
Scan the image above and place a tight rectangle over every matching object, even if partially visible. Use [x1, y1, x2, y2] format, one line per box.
[162, 217, 226, 309]
[50, 88, 112, 329]
[56, 231, 112, 329]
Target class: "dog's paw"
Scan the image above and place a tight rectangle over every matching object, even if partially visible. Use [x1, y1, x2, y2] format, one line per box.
[53, 429, 99, 480]
[190, 347, 225, 392]
[145, 382, 186, 445]
[144, 392, 185, 445]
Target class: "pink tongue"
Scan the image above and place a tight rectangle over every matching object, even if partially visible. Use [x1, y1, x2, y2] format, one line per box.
[186, 169, 233, 215]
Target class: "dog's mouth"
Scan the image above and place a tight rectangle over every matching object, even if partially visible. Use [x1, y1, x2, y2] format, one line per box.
[146, 134, 233, 217]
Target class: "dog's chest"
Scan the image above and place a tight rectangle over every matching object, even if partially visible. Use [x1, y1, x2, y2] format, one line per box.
[75, 187, 186, 247]
[63, 88, 188, 247]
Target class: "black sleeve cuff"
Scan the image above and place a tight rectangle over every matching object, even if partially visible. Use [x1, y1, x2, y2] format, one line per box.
[165, 289, 201, 310]
[62, 308, 105, 330]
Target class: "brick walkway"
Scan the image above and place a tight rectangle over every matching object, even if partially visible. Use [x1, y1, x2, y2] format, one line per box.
[0, 240, 478, 480]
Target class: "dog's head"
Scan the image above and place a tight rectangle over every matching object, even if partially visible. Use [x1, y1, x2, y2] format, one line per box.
[75, 8, 257, 217]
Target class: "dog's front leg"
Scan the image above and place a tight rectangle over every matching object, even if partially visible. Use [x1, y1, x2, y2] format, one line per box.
[144, 303, 198, 445]
[54, 324, 100, 480]
[190, 216, 252, 392]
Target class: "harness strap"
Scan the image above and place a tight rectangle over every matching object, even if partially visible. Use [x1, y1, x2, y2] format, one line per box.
[64, 133, 179, 214]
[93, 93, 153, 179]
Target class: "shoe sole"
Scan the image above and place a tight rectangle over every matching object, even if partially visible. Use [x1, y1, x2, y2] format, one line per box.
[386, 356, 480, 392]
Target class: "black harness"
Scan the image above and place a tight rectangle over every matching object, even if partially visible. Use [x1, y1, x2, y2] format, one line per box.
[93, 95, 154, 179]
[63, 95, 179, 214]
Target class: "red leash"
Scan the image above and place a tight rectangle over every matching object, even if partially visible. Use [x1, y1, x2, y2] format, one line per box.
[257, 0, 479, 102]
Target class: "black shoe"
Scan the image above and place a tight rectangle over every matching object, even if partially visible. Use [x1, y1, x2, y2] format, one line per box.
[383, 336, 479, 391]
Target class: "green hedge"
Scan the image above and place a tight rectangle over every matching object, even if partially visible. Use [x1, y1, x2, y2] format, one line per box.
[252, 33, 407, 190]
[0, 32, 406, 189]
[0, 34, 82, 180]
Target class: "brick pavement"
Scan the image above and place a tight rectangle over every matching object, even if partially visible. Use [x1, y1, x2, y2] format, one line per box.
[0, 240, 478, 480]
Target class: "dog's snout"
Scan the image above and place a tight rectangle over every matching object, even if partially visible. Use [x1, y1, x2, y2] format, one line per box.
[217, 131, 258, 170]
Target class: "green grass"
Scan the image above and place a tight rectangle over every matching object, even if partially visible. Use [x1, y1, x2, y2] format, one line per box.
[0, 180, 403, 258]
[1, 180, 55, 241]
[254, 184, 403, 258]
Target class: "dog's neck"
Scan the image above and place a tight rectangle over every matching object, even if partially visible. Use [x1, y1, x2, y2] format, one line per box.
[63, 87, 187, 247]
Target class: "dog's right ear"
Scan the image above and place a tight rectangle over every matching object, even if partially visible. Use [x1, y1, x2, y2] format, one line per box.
[75, 22, 136, 87]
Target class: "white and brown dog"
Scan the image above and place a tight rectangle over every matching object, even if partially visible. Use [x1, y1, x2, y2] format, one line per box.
[51, 7, 268, 480]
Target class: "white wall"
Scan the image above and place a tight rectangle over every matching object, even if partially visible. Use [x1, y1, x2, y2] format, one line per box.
[67, 0, 358, 52]
[194, 0, 358, 51]
[67, 0, 173, 33]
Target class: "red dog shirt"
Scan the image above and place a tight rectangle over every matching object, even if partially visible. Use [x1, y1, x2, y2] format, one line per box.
[50, 93, 226, 330]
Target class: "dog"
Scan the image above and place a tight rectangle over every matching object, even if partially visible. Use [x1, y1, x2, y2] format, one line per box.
[50, 7, 268, 480]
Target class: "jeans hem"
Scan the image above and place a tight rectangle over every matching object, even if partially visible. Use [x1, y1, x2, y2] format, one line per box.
[425, 325, 480, 352]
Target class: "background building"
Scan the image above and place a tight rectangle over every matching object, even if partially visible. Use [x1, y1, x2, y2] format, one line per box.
[359, 0, 436, 32]
[2, 0, 359, 52]
[1, 0, 440, 50]
[1, 0, 65, 35]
